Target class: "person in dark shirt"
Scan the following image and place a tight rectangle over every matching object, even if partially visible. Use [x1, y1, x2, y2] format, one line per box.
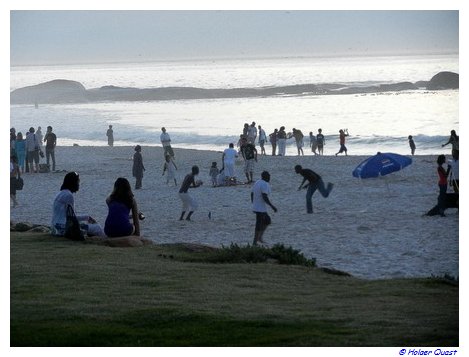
[240, 137, 258, 183]
[44, 126, 57, 171]
[295, 165, 334, 214]
[178, 165, 203, 221]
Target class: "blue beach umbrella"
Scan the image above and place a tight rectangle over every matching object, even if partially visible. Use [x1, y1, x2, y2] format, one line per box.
[352, 152, 412, 179]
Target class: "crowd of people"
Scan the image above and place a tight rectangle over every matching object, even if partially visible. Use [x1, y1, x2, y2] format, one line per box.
[10, 123, 459, 246]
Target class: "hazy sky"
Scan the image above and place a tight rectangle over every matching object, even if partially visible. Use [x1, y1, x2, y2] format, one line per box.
[10, 10, 459, 65]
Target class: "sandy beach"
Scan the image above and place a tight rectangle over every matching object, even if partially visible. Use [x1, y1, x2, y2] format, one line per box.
[9, 145, 459, 280]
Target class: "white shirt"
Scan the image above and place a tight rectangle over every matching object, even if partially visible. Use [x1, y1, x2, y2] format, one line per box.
[259, 129, 266, 141]
[160, 132, 171, 146]
[251, 179, 271, 212]
[223, 148, 238, 164]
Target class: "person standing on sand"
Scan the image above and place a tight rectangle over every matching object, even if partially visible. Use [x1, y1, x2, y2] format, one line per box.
[160, 127, 175, 158]
[132, 145, 145, 189]
[222, 143, 238, 181]
[251, 171, 277, 245]
[258, 125, 267, 155]
[163, 154, 178, 186]
[25, 127, 40, 173]
[107, 125, 114, 147]
[408, 135, 416, 156]
[316, 129, 325, 155]
[247, 122, 257, 145]
[269, 129, 278, 156]
[277, 126, 287, 156]
[44, 126, 57, 171]
[292, 128, 304, 156]
[436, 154, 450, 217]
[10, 155, 20, 208]
[14, 132, 26, 173]
[240, 137, 258, 183]
[295, 165, 333, 214]
[178, 166, 203, 221]
[309, 131, 318, 155]
[442, 129, 459, 158]
[335, 129, 349, 156]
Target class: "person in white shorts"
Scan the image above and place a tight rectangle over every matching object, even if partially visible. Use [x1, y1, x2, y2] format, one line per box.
[178, 166, 203, 221]
[251, 171, 277, 245]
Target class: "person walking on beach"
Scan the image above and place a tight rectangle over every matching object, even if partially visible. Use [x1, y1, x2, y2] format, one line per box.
[269, 129, 278, 156]
[335, 129, 349, 156]
[408, 135, 416, 156]
[251, 171, 277, 245]
[222, 143, 238, 181]
[240, 137, 258, 183]
[44, 126, 57, 171]
[178, 165, 203, 221]
[292, 128, 305, 156]
[442, 129, 459, 158]
[132, 145, 145, 189]
[295, 165, 333, 214]
[316, 129, 325, 155]
[162, 154, 178, 186]
[106, 125, 114, 147]
[160, 127, 175, 158]
[258, 125, 267, 155]
[277, 126, 287, 156]
[104, 177, 141, 237]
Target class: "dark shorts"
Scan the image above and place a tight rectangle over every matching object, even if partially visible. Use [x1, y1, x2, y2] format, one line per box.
[254, 211, 271, 231]
[28, 150, 39, 163]
[338, 144, 347, 153]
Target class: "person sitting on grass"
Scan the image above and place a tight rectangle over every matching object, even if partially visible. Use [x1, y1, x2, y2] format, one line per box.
[51, 171, 105, 237]
[104, 177, 141, 237]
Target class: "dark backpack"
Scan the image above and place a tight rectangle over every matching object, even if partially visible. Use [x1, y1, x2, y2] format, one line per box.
[64, 204, 85, 241]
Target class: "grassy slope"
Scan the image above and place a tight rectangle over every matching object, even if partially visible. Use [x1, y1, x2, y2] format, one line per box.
[10, 232, 458, 347]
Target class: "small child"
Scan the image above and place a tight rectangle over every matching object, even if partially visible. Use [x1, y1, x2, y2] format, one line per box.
[162, 155, 178, 186]
[408, 135, 416, 156]
[209, 162, 220, 187]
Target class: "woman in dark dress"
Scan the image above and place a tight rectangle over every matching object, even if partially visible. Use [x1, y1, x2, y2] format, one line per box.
[104, 177, 141, 237]
[132, 145, 145, 189]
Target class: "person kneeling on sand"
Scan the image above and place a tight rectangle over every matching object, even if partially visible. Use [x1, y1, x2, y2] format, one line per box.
[104, 177, 142, 237]
[51, 172, 105, 237]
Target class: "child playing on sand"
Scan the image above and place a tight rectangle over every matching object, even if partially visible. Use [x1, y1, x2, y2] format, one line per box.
[209, 162, 219, 187]
[162, 154, 178, 186]
[335, 129, 349, 156]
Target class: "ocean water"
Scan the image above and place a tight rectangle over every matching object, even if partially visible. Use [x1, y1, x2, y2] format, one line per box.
[10, 54, 459, 155]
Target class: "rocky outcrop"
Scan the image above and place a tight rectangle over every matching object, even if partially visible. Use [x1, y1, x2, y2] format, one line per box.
[427, 71, 459, 90]
[10, 71, 459, 104]
[10, 79, 88, 104]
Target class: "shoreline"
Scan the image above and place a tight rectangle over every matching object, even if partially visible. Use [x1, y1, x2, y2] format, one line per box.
[9, 146, 459, 280]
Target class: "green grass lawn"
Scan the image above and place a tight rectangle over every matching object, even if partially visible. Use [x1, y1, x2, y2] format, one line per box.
[10, 232, 458, 347]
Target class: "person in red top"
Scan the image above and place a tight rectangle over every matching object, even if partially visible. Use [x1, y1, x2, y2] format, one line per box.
[437, 154, 450, 216]
[335, 129, 349, 156]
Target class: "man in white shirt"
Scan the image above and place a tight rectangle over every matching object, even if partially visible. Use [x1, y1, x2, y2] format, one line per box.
[247, 121, 257, 145]
[160, 127, 175, 158]
[251, 171, 277, 245]
[222, 143, 238, 180]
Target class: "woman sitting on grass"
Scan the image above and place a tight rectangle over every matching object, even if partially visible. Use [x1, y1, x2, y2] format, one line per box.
[51, 172, 105, 237]
[104, 177, 141, 237]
